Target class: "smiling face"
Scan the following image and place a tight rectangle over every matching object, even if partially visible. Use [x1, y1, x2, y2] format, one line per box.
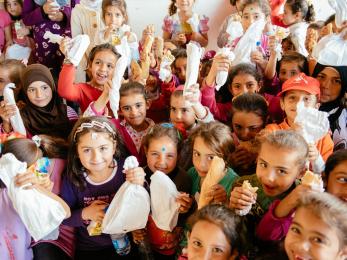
[285, 207, 346, 260]
[327, 160, 347, 203]
[77, 131, 116, 177]
[104, 5, 125, 28]
[241, 3, 265, 31]
[315, 67, 342, 104]
[256, 142, 303, 197]
[232, 111, 264, 142]
[26, 81, 53, 107]
[170, 94, 196, 130]
[146, 135, 177, 174]
[229, 73, 260, 97]
[188, 220, 232, 260]
[88, 50, 118, 88]
[6, 0, 22, 17]
[173, 57, 187, 84]
[192, 137, 217, 178]
[282, 3, 301, 26]
[176, 0, 194, 12]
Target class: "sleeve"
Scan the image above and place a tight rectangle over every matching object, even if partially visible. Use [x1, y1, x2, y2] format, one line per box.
[58, 64, 82, 102]
[82, 102, 107, 117]
[196, 107, 214, 123]
[256, 199, 294, 241]
[22, 0, 47, 26]
[160, 76, 177, 103]
[71, 6, 83, 38]
[317, 134, 334, 162]
[162, 15, 174, 34]
[2, 11, 11, 27]
[60, 177, 85, 227]
[200, 80, 230, 123]
[66, 106, 79, 121]
[198, 15, 209, 35]
[217, 16, 231, 48]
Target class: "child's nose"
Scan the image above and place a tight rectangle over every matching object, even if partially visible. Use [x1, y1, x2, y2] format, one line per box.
[91, 150, 101, 161]
[35, 89, 42, 98]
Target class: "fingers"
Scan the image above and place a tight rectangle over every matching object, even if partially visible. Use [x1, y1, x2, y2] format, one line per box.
[124, 167, 145, 185]
[14, 171, 37, 188]
[176, 193, 193, 213]
[229, 187, 256, 210]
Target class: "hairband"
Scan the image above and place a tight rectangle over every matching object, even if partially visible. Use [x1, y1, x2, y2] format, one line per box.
[160, 123, 183, 141]
[32, 135, 41, 147]
[73, 120, 116, 141]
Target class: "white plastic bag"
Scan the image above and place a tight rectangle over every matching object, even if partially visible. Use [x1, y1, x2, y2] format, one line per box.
[3, 83, 26, 136]
[150, 171, 179, 232]
[44, 31, 90, 67]
[215, 48, 235, 91]
[328, 0, 347, 28]
[110, 37, 130, 119]
[5, 44, 31, 61]
[102, 181, 150, 234]
[0, 153, 69, 241]
[226, 20, 243, 43]
[183, 42, 204, 97]
[232, 18, 266, 66]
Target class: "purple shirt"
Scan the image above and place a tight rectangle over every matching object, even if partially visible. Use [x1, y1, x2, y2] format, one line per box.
[60, 160, 125, 251]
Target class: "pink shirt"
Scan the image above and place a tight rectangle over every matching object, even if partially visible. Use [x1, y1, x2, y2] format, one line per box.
[0, 10, 11, 51]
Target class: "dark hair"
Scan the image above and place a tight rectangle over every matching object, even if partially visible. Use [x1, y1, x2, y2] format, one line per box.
[241, 0, 271, 17]
[285, 0, 315, 23]
[169, 0, 177, 16]
[66, 116, 127, 191]
[232, 93, 268, 125]
[142, 124, 182, 152]
[188, 204, 241, 250]
[0, 59, 25, 89]
[277, 51, 308, 75]
[324, 14, 335, 26]
[307, 21, 325, 30]
[172, 48, 187, 63]
[227, 63, 262, 88]
[4, 0, 23, 9]
[101, 0, 128, 24]
[39, 134, 69, 159]
[87, 43, 120, 70]
[3, 138, 40, 166]
[119, 81, 147, 99]
[230, 0, 237, 5]
[324, 149, 347, 179]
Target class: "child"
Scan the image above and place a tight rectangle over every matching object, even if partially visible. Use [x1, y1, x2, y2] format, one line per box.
[96, 0, 136, 46]
[281, 0, 315, 57]
[266, 73, 334, 170]
[324, 149, 347, 203]
[163, 0, 209, 47]
[313, 64, 347, 151]
[284, 192, 347, 260]
[171, 48, 187, 85]
[60, 116, 144, 259]
[186, 204, 241, 259]
[305, 21, 324, 56]
[0, 64, 78, 139]
[0, 8, 12, 54]
[84, 81, 154, 166]
[132, 124, 193, 259]
[1, 136, 74, 260]
[230, 130, 309, 256]
[71, 0, 103, 82]
[0, 59, 25, 100]
[229, 93, 268, 176]
[58, 43, 119, 113]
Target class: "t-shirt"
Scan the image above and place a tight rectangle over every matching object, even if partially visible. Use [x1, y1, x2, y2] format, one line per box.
[0, 10, 11, 51]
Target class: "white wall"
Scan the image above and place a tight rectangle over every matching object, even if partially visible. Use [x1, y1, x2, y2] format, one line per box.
[127, 0, 334, 51]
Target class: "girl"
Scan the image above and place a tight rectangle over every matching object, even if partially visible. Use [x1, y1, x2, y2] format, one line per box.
[71, 0, 104, 82]
[284, 192, 347, 260]
[1, 136, 74, 260]
[0, 64, 78, 139]
[0, 7, 12, 54]
[324, 149, 347, 203]
[186, 204, 241, 260]
[96, 0, 136, 46]
[162, 0, 209, 48]
[22, 0, 76, 79]
[132, 124, 193, 259]
[229, 93, 268, 176]
[281, 0, 315, 57]
[230, 130, 309, 256]
[60, 116, 144, 259]
[58, 43, 119, 113]
[313, 63, 347, 151]
[0, 59, 25, 99]
[84, 81, 154, 166]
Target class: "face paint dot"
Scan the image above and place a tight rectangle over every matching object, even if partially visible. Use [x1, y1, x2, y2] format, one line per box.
[161, 146, 166, 152]
[91, 132, 98, 140]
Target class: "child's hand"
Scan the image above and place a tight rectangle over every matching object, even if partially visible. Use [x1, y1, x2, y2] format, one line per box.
[250, 50, 265, 65]
[207, 184, 227, 204]
[206, 54, 230, 85]
[229, 147, 257, 169]
[14, 171, 39, 189]
[123, 167, 146, 185]
[268, 35, 277, 55]
[308, 143, 319, 162]
[59, 37, 72, 57]
[173, 33, 187, 46]
[16, 27, 30, 38]
[132, 229, 147, 244]
[81, 200, 108, 222]
[184, 84, 200, 105]
[229, 186, 257, 210]
[176, 192, 193, 213]
[0, 101, 17, 123]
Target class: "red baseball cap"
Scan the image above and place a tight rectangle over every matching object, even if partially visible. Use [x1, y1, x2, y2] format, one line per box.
[278, 73, 321, 100]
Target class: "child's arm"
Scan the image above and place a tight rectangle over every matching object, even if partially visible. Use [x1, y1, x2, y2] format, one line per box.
[189, 15, 209, 47]
[4, 24, 13, 48]
[0, 101, 17, 133]
[217, 17, 231, 48]
[229, 186, 257, 211]
[264, 36, 279, 80]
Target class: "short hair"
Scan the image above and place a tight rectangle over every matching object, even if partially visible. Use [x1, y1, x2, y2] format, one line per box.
[277, 51, 308, 75]
[241, 0, 271, 17]
[119, 81, 146, 99]
[101, 0, 128, 24]
[324, 149, 347, 179]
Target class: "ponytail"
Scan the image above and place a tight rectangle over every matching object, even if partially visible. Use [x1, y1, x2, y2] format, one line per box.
[169, 0, 177, 16]
[304, 3, 315, 23]
[285, 0, 315, 23]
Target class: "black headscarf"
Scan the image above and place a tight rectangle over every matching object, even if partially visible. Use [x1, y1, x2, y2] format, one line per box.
[312, 63, 347, 133]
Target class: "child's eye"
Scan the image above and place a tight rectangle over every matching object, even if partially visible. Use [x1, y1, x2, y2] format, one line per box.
[233, 85, 240, 89]
[182, 108, 188, 113]
[277, 169, 287, 175]
[312, 237, 325, 245]
[254, 14, 259, 19]
[207, 155, 214, 161]
[212, 247, 224, 254]
[83, 148, 91, 154]
[333, 79, 341, 85]
[122, 106, 130, 111]
[135, 103, 143, 108]
[247, 83, 256, 89]
[170, 107, 176, 112]
[167, 154, 175, 159]
[100, 146, 108, 151]
[107, 64, 114, 69]
[234, 124, 242, 130]
[290, 226, 300, 234]
[337, 177, 347, 183]
[316, 74, 325, 80]
[193, 151, 199, 157]
[290, 71, 297, 76]
[42, 86, 49, 90]
[150, 152, 159, 157]
[192, 240, 202, 247]
[259, 162, 267, 168]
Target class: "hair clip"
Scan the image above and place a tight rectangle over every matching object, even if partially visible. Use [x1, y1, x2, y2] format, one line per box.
[74, 120, 116, 141]
[32, 135, 41, 147]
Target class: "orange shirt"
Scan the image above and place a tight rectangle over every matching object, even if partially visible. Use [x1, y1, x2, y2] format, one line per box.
[266, 120, 334, 161]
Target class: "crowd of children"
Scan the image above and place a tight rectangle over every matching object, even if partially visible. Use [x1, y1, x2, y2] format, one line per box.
[1, 0, 347, 259]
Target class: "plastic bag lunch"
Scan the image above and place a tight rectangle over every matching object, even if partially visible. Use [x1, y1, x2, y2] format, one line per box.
[3, 83, 26, 136]
[215, 48, 235, 91]
[328, 0, 347, 28]
[102, 156, 150, 234]
[294, 101, 330, 144]
[150, 171, 180, 232]
[0, 153, 70, 241]
[232, 18, 266, 66]
[183, 41, 204, 98]
[44, 31, 90, 67]
[5, 44, 31, 61]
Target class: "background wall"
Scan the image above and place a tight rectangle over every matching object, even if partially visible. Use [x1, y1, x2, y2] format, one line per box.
[127, 0, 334, 51]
